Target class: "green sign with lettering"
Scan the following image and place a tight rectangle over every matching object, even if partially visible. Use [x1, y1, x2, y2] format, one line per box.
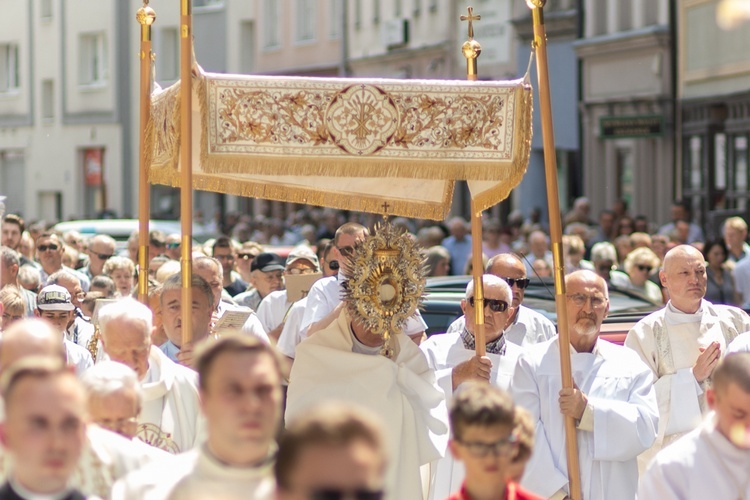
[600, 115, 665, 139]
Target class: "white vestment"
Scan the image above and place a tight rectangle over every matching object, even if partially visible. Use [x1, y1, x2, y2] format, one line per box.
[301, 273, 427, 337]
[512, 338, 658, 500]
[728, 332, 750, 353]
[256, 289, 292, 334]
[65, 339, 93, 375]
[287, 311, 449, 500]
[420, 331, 524, 500]
[277, 297, 307, 358]
[446, 305, 557, 347]
[624, 300, 750, 466]
[112, 444, 275, 500]
[138, 346, 205, 454]
[637, 417, 750, 500]
[0, 424, 162, 499]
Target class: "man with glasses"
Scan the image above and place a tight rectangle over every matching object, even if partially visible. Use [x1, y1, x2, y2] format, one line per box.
[35, 232, 90, 292]
[447, 253, 556, 347]
[421, 274, 524, 499]
[81, 234, 116, 281]
[625, 244, 750, 469]
[99, 298, 203, 454]
[212, 236, 248, 297]
[512, 270, 658, 500]
[235, 252, 286, 312]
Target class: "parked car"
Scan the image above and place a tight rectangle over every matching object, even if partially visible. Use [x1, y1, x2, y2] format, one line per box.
[422, 275, 661, 345]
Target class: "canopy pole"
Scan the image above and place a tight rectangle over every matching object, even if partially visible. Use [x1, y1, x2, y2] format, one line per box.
[460, 7, 486, 356]
[527, 1, 581, 498]
[136, 2, 155, 305]
[179, 0, 194, 346]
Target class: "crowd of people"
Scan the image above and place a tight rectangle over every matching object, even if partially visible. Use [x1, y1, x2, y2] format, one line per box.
[0, 197, 749, 499]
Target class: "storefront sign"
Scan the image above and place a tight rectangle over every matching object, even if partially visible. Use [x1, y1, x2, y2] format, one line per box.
[600, 115, 664, 139]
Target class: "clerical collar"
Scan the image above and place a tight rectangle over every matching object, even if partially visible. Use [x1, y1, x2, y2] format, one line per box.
[8, 475, 74, 500]
[461, 328, 506, 355]
[665, 300, 705, 325]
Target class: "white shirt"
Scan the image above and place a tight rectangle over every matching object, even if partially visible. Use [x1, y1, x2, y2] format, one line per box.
[65, 339, 93, 375]
[277, 297, 308, 359]
[638, 417, 750, 500]
[512, 337, 658, 500]
[301, 273, 427, 337]
[256, 289, 292, 334]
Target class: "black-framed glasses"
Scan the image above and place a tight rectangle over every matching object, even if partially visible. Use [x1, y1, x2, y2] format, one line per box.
[468, 297, 508, 313]
[456, 435, 518, 458]
[567, 293, 607, 308]
[311, 489, 384, 500]
[502, 277, 530, 289]
[94, 252, 114, 260]
[636, 264, 652, 273]
[38, 244, 59, 252]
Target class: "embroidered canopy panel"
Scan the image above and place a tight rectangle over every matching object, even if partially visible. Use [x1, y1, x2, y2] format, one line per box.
[146, 71, 533, 220]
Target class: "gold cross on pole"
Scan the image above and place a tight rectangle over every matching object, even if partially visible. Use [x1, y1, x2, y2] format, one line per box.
[461, 6, 481, 40]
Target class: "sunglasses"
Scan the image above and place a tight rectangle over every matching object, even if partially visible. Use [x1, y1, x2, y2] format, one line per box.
[468, 297, 508, 312]
[636, 264, 652, 273]
[502, 277, 530, 289]
[237, 253, 257, 260]
[456, 435, 518, 458]
[37, 244, 59, 252]
[166, 242, 180, 249]
[94, 252, 114, 260]
[311, 490, 384, 500]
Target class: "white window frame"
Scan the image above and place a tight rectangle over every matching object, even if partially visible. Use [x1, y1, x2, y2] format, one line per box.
[295, 0, 317, 44]
[0, 44, 20, 93]
[78, 33, 108, 88]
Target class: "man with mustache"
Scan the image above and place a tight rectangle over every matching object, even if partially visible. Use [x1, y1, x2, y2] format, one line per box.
[638, 352, 750, 499]
[625, 244, 750, 469]
[512, 270, 658, 500]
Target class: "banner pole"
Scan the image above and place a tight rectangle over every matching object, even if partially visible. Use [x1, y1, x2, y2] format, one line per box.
[136, 2, 155, 305]
[527, 1, 581, 497]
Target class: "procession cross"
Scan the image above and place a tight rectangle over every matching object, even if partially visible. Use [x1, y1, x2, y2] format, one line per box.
[461, 6, 481, 40]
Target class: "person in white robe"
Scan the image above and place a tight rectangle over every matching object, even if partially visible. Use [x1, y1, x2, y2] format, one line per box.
[446, 253, 556, 346]
[513, 270, 659, 500]
[256, 245, 320, 341]
[421, 274, 523, 500]
[277, 297, 308, 360]
[0, 318, 160, 498]
[625, 244, 750, 467]
[113, 335, 282, 500]
[300, 223, 428, 343]
[287, 307, 448, 500]
[638, 352, 750, 500]
[99, 298, 204, 454]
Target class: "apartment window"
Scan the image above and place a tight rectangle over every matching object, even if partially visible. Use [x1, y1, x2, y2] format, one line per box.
[395, 0, 403, 17]
[374, 0, 381, 24]
[159, 28, 179, 82]
[355, 0, 362, 29]
[40, 0, 53, 20]
[329, 0, 343, 39]
[263, 0, 281, 49]
[617, 0, 632, 31]
[0, 44, 20, 92]
[41, 79, 54, 121]
[240, 21, 255, 73]
[643, 0, 659, 26]
[295, 0, 316, 43]
[413, 0, 421, 16]
[593, 1, 608, 35]
[78, 33, 107, 86]
[429, 0, 438, 13]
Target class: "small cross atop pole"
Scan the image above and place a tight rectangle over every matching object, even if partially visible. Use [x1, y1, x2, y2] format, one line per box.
[461, 6, 481, 40]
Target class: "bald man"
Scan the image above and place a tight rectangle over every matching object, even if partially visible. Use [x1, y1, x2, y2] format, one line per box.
[0, 319, 159, 498]
[625, 244, 750, 468]
[446, 253, 556, 347]
[513, 270, 658, 500]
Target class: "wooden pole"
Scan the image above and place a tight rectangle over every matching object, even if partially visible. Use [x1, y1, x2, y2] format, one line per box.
[180, 0, 194, 345]
[460, 7, 486, 356]
[136, 2, 155, 305]
[527, 1, 581, 498]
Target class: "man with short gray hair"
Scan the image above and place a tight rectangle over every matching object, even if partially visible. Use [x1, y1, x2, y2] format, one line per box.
[81, 234, 117, 280]
[99, 297, 203, 454]
[0, 245, 37, 316]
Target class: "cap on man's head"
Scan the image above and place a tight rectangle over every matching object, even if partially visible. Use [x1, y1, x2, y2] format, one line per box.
[37, 284, 74, 311]
[251, 253, 285, 273]
[286, 245, 320, 271]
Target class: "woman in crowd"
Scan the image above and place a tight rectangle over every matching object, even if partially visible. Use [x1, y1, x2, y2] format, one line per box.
[703, 239, 739, 306]
[612, 247, 663, 304]
[103, 256, 137, 298]
[425, 245, 451, 277]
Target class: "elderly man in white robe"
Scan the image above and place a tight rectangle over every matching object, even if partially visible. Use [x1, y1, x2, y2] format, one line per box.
[513, 270, 658, 500]
[99, 297, 204, 454]
[446, 253, 556, 346]
[421, 274, 523, 500]
[113, 336, 281, 499]
[625, 244, 750, 467]
[638, 352, 750, 499]
[0, 319, 152, 498]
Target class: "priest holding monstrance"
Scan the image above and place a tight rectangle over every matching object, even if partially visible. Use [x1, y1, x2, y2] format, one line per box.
[286, 220, 449, 500]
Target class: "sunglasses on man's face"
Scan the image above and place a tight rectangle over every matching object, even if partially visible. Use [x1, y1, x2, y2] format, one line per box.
[468, 297, 509, 313]
[311, 489, 384, 500]
[37, 244, 59, 252]
[501, 277, 530, 289]
[93, 252, 114, 260]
